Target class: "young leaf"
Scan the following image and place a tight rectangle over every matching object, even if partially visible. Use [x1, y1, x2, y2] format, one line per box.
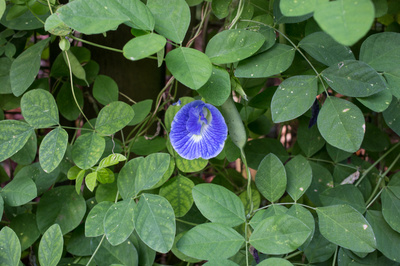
[0, 175, 37, 206]
[165, 47, 212, 90]
[21, 89, 59, 128]
[98, 153, 127, 169]
[298, 31, 355, 66]
[314, 0, 374, 46]
[197, 66, 231, 106]
[317, 97, 365, 153]
[95, 101, 135, 135]
[123, 33, 166, 61]
[0, 120, 34, 162]
[255, 153, 287, 202]
[235, 44, 295, 78]
[205, 29, 265, 64]
[316, 204, 376, 253]
[134, 194, 175, 253]
[10, 38, 50, 96]
[249, 213, 312, 254]
[285, 155, 312, 201]
[104, 199, 136, 246]
[0, 227, 21, 266]
[72, 132, 105, 170]
[39, 127, 68, 173]
[176, 223, 245, 260]
[85, 172, 97, 191]
[85, 201, 113, 237]
[36, 186, 86, 234]
[159, 175, 195, 217]
[192, 183, 246, 227]
[147, 0, 190, 44]
[271, 75, 318, 123]
[39, 224, 63, 266]
[93, 75, 119, 106]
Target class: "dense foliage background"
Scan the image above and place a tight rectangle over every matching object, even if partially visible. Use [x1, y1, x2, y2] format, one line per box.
[1, 0, 400, 265]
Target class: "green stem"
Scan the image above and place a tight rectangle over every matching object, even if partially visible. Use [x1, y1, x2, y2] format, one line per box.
[245, 221, 249, 266]
[332, 246, 338, 266]
[46, 0, 53, 15]
[86, 234, 106, 266]
[119, 91, 137, 104]
[175, 219, 198, 227]
[284, 250, 303, 260]
[241, 149, 253, 216]
[228, 0, 244, 29]
[70, 36, 123, 53]
[186, 2, 211, 48]
[64, 50, 94, 129]
[27, 4, 45, 24]
[366, 188, 383, 210]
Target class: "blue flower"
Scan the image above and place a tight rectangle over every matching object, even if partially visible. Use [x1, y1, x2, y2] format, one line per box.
[170, 100, 228, 160]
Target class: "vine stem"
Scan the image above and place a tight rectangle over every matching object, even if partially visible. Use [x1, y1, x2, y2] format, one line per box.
[241, 149, 253, 215]
[86, 234, 106, 266]
[46, 0, 53, 15]
[228, 0, 244, 29]
[186, 2, 211, 48]
[64, 50, 94, 129]
[70, 36, 123, 53]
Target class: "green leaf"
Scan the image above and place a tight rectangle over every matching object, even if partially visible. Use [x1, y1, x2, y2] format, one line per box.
[361, 123, 391, 153]
[56, 83, 84, 121]
[134, 194, 175, 253]
[10, 131, 36, 165]
[85, 172, 97, 192]
[66, 224, 92, 256]
[306, 162, 334, 206]
[0, 227, 21, 266]
[244, 138, 289, 169]
[21, 89, 59, 128]
[63, 50, 88, 85]
[383, 97, 400, 137]
[321, 60, 386, 97]
[75, 169, 84, 194]
[298, 31, 355, 66]
[93, 75, 119, 106]
[357, 87, 392, 113]
[317, 97, 365, 153]
[280, 0, 316, 16]
[204, 260, 239, 266]
[44, 13, 71, 36]
[303, 225, 337, 263]
[326, 143, 352, 163]
[72, 132, 105, 170]
[57, 0, 154, 34]
[197, 66, 231, 106]
[165, 47, 212, 90]
[90, 236, 138, 266]
[211, 0, 232, 19]
[118, 153, 170, 199]
[36, 186, 86, 234]
[15, 163, 59, 196]
[123, 33, 166, 61]
[366, 210, 400, 262]
[258, 258, 293, 266]
[9, 213, 40, 251]
[192, 183, 246, 227]
[176, 223, 244, 260]
[255, 153, 287, 202]
[387, 172, 400, 199]
[249, 205, 288, 229]
[205, 29, 265, 64]
[381, 187, 400, 233]
[39, 127, 68, 173]
[10, 38, 50, 96]
[320, 185, 366, 214]
[286, 155, 312, 201]
[104, 199, 136, 246]
[128, 99, 153, 126]
[271, 75, 318, 123]
[316, 204, 376, 253]
[235, 44, 295, 78]
[85, 201, 113, 237]
[98, 153, 126, 169]
[314, 0, 374, 46]
[0, 175, 36, 206]
[96, 168, 115, 184]
[240, 188, 261, 215]
[38, 224, 63, 266]
[147, 0, 190, 44]
[0, 0, 5, 19]
[159, 175, 195, 217]
[130, 136, 166, 156]
[0, 57, 12, 94]
[176, 154, 208, 173]
[96, 101, 135, 135]
[249, 213, 312, 254]
[359, 32, 400, 72]
[297, 120, 325, 157]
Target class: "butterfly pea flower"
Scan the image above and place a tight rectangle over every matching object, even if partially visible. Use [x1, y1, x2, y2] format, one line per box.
[170, 100, 228, 160]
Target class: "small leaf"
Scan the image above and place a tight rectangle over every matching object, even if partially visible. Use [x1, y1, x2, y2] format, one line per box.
[159, 175, 194, 217]
[96, 101, 135, 135]
[72, 132, 105, 170]
[249, 213, 312, 254]
[96, 168, 115, 184]
[93, 75, 119, 106]
[123, 33, 166, 61]
[147, 0, 190, 44]
[321, 60, 386, 97]
[39, 127, 68, 173]
[255, 153, 287, 202]
[317, 97, 365, 153]
[316, 204, 376, 253]
[0, 176, 37, 206]
[38, 224, 63, 266]
[10, 38, 50, 96]
[0, 227, 21, 266]
[98, 153, 127, 169]
[104, 199, 136, 246]
[235, 44, 295, 78]
[21, 89, 59, 128]
[85, 201, 113, 237]
[205, 29, 265, 64]
[85, 172, 97, 192]
[0, 120, 34, 162]
[285, 155, 312, 201]
[165, 47, 212, 90]
[271, 75, 318, 123]
[176, 223, 244, 260]
[192, 183, 246, 227]
[314, 0, 374, 46]
[63, 50, 88, 85]
[134, 194, 175, 253]
[197, 66, 231, 106]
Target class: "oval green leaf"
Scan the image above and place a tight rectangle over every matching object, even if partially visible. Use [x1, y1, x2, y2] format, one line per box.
[285, 155, 312, 201]
[96, 101, 134, 135]
[0, 120, 34, 162]
[383, 97, 400, 137]
[381, 187, 400, 233]
[93, 75, 119, 106]
[72, 132, 105, 170]
[320, 185, 366, 214]
[38, 224, 63, 266]
[39, 127, 68, 173]
[0, 227, 20, 266]
[85, 201, 114, 237]
[197, 66, 231, 106]
[123, 33, 166, 61]
[0, 176, 37, 206]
